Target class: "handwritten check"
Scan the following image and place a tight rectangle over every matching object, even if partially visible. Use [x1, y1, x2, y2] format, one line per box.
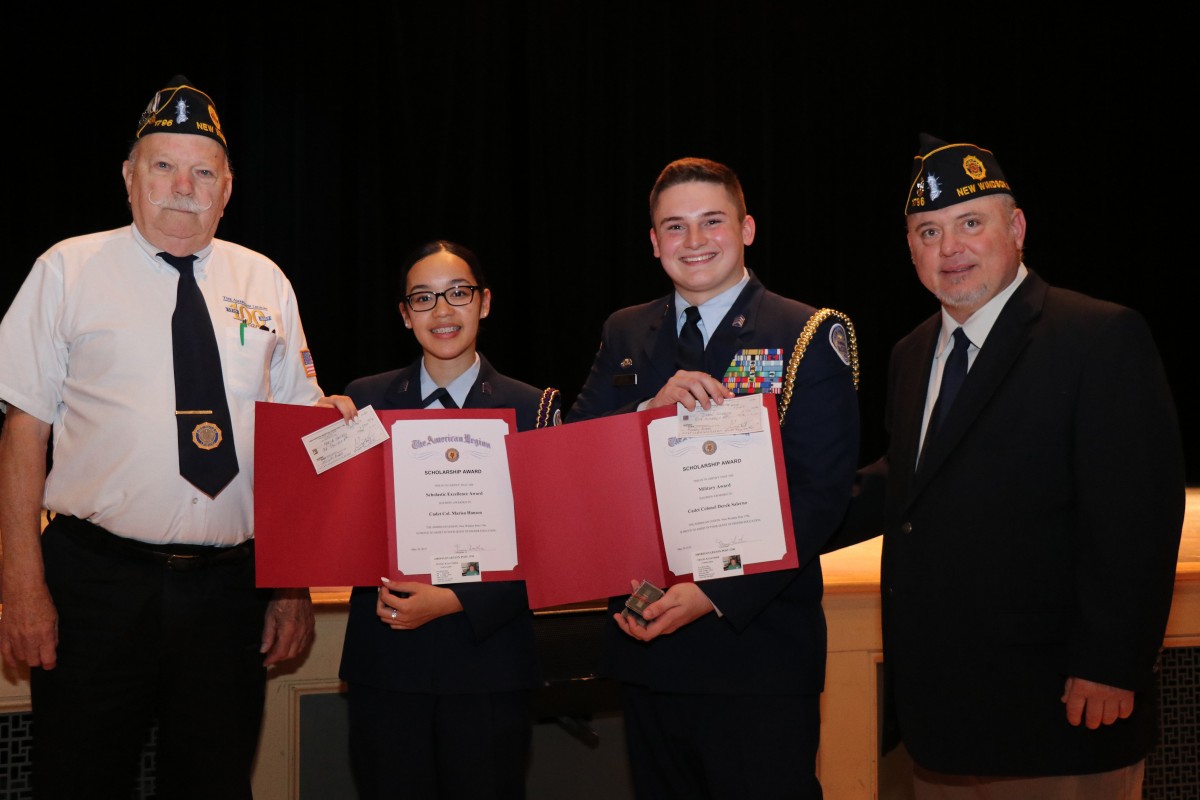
[677, 393, 764, 437]
[302, 405, 390, 474]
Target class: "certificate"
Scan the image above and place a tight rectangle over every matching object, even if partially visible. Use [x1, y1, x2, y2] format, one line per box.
[386, 417, 519, 583]
[648, 396, 786, 581]
[254, 403, 519, 588]
[506, 393, 796, 609]
[254, 400, 792, 598]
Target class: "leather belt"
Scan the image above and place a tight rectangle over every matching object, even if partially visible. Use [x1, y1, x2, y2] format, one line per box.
[51, 514, 253, 572]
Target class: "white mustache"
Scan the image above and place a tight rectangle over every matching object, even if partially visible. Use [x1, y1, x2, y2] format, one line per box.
[147, 190, 213, 213]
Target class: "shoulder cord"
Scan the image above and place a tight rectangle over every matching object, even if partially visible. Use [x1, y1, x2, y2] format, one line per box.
[536, 387, 562, 428]
[779, 308, 859, 427]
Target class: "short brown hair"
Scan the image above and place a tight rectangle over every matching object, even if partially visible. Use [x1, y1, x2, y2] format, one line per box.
[649, 157, 747, 224]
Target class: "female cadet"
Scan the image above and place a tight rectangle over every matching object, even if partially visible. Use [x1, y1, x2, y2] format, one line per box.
[338, 240, 560, 800]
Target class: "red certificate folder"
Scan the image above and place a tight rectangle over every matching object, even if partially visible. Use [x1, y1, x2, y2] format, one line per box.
[253, 403, 517, 588]
[505, 393, 796, 609]
[255, 397, 795, 600]
[255, 402, 382, 588]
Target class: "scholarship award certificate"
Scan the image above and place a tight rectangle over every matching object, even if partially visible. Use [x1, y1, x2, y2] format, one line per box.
[386, 416, 520, 584]
[647, 396, 787, 581]
[507, 393, 795, 608]
[254, 404, 520, 587]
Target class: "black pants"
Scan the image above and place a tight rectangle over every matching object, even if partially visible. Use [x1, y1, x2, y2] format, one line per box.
[622, 685, 823, 800]
[31, 516, 270, 800]
[346, 682, 533, 800]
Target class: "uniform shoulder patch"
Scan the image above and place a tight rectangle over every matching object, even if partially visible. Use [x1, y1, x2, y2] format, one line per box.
[300, 348, 317, 378]
[828, 323, 851, 366]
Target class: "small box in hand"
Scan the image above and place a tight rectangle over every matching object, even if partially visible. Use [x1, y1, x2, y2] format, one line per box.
[621, 580, 665, 627]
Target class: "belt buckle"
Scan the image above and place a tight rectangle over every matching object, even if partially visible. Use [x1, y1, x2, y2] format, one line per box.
[165, 553, 200, 571]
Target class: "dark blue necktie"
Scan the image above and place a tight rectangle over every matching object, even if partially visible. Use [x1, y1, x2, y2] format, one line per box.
[924, 326, 972, 450]
[163, 252, 239, 497]
[676, 305, 705, 372]
[422, 387, 459, 409]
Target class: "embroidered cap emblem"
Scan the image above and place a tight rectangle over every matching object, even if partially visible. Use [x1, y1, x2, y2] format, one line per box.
[962, 154, 987, 181]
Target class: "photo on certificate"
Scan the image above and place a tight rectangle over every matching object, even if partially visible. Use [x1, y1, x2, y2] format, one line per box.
[432, 553, 483, 584]
[385, 414, 522, 582]
[693, 549, 745, 581]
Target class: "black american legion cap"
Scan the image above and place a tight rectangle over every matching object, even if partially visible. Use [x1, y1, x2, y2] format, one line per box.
[135, 75, 227, 150]
[906, 133, 1012, 215]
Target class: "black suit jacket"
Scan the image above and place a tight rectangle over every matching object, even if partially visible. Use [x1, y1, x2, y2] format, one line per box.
[569, 272, 860, 694]
[834, 271, 1185, 775]
[338, 355, 561, 693]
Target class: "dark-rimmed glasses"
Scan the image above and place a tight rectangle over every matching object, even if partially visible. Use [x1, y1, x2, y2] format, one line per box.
[403, 285, 482, 312]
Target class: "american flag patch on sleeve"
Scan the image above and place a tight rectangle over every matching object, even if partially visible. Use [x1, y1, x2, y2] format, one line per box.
[300, 349, 317, 378]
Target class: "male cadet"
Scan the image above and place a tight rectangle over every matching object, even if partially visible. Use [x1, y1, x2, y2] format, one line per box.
[569, 156, 860, 799]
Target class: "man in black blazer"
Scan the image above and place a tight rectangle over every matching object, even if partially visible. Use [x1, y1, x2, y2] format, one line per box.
[834, 135, 1185, 798]
[569, 157, 860, 799]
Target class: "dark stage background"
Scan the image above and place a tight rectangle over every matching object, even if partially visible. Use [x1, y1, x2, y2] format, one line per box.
[4, 6, 1194, 483]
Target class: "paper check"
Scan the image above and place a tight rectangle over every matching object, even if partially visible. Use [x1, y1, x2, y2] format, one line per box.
[677, 393, 764, 437]
[302, 404, 390, 474]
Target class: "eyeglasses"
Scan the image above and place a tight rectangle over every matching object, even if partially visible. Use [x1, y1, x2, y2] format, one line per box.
[403, 285, 482, 312]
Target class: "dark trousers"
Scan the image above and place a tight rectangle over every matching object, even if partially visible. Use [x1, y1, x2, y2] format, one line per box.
[346, 682, 533, 800]
[622, 685, 823, 800]
[31, 516, 270, 800]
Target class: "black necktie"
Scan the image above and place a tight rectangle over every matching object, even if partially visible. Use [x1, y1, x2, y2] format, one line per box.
[422, 387, 459, 409]
[923, 326, 972, 450]
[163, 252, 239, 497]
[676, 305, 705, 372]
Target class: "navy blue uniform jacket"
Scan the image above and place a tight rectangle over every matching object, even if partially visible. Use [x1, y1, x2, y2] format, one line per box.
[338, 355, 561, 694]
[832, 271, 1185, 775]
[568, 272, 860, 694]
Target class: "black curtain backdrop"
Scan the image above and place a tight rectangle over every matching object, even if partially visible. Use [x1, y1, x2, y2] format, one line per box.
[4, 5, 1194, 482]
